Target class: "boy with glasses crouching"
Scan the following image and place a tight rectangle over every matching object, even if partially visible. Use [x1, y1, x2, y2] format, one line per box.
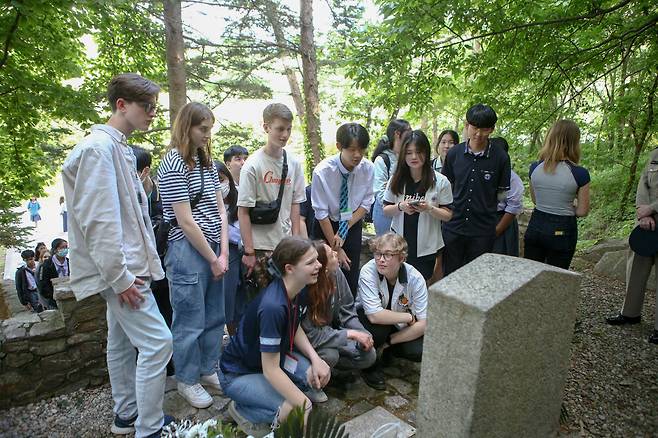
[356, 233, 427, 389]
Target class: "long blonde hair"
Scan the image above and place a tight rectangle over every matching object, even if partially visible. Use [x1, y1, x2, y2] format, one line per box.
[538, 120, 581, 173]
[169, 102, 214, 169]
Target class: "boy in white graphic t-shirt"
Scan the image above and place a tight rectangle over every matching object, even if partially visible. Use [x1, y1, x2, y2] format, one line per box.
[237, 103, 306, 289]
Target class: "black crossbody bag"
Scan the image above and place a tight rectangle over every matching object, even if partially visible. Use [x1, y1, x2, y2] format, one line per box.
[155, 157, 205, 258]
[249, 150, 288, 225]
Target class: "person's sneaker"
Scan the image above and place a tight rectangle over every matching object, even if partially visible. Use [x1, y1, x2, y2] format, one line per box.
[227, 400, 272, 438]
[177, 382, 213, 409]
[649, 330, 658, 345]
[144, 414, 176, 438]
[361, 367, 386, 390]
[303, 387, 328, 403]
[200, 372, 222, 394]
[605, 313, 641, 325]
[110, 414, 137, 435]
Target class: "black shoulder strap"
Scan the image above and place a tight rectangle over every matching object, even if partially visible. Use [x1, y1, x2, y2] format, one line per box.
[170, 150, 205, 227]
[382, 152, 391, 172]
[276, 150, 288, 203]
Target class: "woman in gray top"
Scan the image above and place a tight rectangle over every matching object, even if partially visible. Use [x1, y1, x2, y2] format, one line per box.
[301, 242, 376, 371]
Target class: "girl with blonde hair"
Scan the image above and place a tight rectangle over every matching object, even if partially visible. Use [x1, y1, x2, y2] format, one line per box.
[524, 119, 590, 269]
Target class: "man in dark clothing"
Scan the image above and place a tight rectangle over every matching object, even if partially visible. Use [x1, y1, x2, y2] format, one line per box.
[441, 104, 511, 275]
[15, 250, 44, 313]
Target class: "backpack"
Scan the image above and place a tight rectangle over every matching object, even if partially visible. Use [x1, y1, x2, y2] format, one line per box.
[364, 153, 391, 223]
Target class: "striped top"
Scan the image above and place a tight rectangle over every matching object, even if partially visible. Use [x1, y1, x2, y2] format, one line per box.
[158, 149, 222, 243]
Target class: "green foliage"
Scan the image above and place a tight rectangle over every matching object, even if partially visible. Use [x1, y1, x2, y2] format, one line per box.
[212, 121, 263, 159]
[274, 404, 349, 438]
[335, 0, 658, 240]
[0, 0, 97, 247]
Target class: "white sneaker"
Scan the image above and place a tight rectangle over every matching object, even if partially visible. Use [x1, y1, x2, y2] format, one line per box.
[200, 372, 222, 394]
[303, 387, 328, 403]
[177, 382, 213, 409]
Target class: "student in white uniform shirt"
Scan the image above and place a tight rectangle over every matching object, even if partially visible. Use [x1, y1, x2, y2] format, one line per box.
[311, 123, 374, 295]
[356, 233, 427, 390]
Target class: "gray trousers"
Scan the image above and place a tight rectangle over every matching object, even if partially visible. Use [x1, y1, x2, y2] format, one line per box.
[316, 340, 377, 371]
[622, 250, 658, 330]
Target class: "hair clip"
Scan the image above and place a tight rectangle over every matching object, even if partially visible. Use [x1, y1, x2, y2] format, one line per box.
[267, 258, 283, 278]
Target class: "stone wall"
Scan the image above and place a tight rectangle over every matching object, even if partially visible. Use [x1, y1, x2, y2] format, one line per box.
[0, 278, 108, 409]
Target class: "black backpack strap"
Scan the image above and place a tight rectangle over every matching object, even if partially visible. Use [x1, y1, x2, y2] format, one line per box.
[171, 150, 206, 227]
[381, 152, 391, 173]
[275, 150, 288, 203]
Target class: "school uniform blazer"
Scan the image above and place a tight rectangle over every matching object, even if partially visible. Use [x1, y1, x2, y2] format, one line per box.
[356, 259, 428, 330]
[383, 171, 453, 257]
[62, 124, 164, 300]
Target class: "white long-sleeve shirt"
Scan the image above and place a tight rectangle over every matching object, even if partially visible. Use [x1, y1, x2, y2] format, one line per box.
[62, 124, 164, 299]
[311, 153, 374, 222]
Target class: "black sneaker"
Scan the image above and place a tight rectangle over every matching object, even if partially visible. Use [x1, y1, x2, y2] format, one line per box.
[649, 330, 658, 345]
[144, 414, 176, 438]
[111, 414, 137, 435]
[605, 313, 641, 325]
[361, 367, 386, 390]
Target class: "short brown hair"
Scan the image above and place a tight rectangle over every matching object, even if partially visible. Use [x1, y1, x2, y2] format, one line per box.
[263, 103, 293, 124]
[369, 232, 408, 259]
[272, 236, 313, 276]
[107, 73, 160, 112]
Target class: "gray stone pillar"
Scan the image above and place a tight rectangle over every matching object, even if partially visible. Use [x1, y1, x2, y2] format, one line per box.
[417, 254, 581, 438]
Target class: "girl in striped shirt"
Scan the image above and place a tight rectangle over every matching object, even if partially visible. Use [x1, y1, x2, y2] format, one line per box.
[158, 102, 229, 409]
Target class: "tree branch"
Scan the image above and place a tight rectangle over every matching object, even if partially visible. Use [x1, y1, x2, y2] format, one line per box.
[424, 0, 635, 54]
[0, 9, 21, 69]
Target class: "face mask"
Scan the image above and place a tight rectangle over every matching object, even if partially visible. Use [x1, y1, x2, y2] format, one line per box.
[57, 248, 69, 258]
[219, 181, 230, 199]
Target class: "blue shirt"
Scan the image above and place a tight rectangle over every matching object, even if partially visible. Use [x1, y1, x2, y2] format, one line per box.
[220, 278, 308, 375]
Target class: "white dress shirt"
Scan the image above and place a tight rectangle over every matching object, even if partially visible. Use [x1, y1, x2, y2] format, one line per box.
[311, 153, 374, 222]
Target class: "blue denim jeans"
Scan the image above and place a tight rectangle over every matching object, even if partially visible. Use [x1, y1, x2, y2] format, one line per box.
[165, 238, 225, 385]
[224, 243, 246, 327]
[218, 352, 312, 424]
[372, 198, 392, 236]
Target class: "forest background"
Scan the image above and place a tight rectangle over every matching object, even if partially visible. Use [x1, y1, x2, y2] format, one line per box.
[1, 0, 656, 249]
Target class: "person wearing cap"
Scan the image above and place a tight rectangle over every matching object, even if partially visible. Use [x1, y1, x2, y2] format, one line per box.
[606, 147, 658, 345]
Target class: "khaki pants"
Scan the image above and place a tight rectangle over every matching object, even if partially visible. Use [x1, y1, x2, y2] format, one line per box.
[622, 250, 658, 330]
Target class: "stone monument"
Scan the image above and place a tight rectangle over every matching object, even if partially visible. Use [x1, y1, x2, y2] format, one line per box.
[417, 254, 581, 437]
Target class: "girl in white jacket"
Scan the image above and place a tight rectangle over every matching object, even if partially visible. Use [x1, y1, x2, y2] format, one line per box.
[383, 130, 453, 280]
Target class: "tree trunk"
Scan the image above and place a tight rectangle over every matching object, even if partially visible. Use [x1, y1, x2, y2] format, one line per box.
[299, 0, 323, 166]
[263, 1, 305, 123]
[618, 72, 658, 218]
[432, 116, 438, 145]
[163, 0, 186, 125]
[388, 108, 400, 122]
[365, 104, 373, 131]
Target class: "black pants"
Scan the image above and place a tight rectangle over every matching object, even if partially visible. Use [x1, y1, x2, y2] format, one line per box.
[313, 218, 362, 296]
[442, 228, 495, 276]
[523, 209, 577, 270]
[406, 252, 436, 280]
[357, 309, 423, 363]
[151, 277, 175, 376]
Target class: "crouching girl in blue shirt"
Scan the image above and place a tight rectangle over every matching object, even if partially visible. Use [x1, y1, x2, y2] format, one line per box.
[219, 236, 331, 437]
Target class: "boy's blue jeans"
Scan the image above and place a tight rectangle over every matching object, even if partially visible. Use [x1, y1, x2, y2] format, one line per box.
[165, 238, 225, 385]
[219, 352, 313, 424]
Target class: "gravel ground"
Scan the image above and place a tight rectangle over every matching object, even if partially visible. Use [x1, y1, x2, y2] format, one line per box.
[1, 259, 656, 437]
